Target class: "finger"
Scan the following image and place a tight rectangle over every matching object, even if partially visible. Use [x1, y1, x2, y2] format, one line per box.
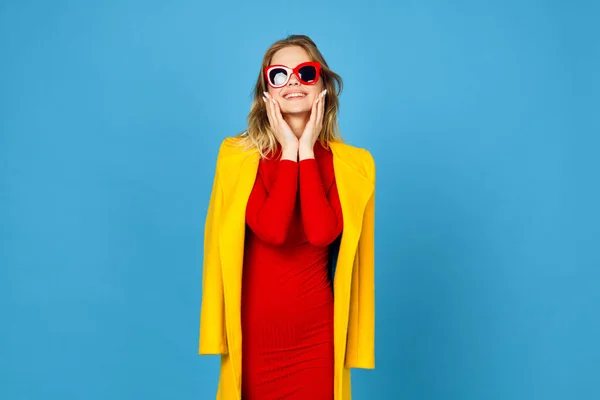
[265, 97, 282, 144]
[317, 90, 326, 126]
[263, 94, 275, 127]
[267, 95, 286, 143]
[272, 97, 285, 124]
[266, 94, 279, 130]
[308, 94, 319, 125]
[272, 98, 292, 142]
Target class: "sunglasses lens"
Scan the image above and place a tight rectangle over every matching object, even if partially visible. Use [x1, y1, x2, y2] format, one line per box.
[269, 68, 288, 86]
[298, 65, 317, 83]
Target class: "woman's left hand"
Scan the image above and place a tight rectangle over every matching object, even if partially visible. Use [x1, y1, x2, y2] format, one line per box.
[299, 89, 327, 156]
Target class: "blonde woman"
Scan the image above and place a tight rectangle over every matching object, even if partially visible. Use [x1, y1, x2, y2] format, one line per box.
[199, 34, 376, 400]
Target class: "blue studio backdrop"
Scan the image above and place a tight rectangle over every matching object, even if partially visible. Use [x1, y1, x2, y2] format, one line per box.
[1, 1, 599, 399]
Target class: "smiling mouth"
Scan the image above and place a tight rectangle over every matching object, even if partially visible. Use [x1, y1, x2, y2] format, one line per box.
[284, 93, 307, 100]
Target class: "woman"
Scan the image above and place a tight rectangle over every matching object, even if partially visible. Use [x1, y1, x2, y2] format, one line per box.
[198, 34, 376, 400]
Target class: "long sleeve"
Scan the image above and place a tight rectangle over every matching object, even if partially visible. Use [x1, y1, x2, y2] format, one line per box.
[199, 150, 227, 355]
[245, 159, 298, 246]
[298, 158, 343, 247]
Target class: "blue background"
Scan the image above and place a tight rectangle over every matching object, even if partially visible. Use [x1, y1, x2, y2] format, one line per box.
[1, 0, 599, 399]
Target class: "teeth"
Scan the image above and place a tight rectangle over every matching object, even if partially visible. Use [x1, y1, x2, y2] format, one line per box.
[285, 93, 306, 99]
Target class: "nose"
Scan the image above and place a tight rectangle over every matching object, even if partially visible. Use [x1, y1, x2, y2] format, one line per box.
[287, 73, 300, 86]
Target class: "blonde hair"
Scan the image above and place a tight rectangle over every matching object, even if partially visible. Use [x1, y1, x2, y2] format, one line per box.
[234, 34, 344, 158]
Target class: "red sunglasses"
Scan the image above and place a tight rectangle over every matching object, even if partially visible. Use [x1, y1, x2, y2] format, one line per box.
[264, 61, 321, 88]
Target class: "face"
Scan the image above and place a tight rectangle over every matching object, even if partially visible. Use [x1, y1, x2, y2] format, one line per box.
[266, 46, 324, 115]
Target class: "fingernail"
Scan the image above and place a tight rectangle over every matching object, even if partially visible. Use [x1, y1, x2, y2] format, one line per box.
[262, 97, 266, 102]
[322, 89, 327, 97]
[263, 91, 269, 98]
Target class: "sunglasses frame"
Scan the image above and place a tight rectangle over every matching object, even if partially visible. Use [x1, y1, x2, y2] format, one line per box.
[264, 61, 321, 88]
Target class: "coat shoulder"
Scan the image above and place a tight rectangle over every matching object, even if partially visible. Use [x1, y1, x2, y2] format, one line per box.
[331, 141, 375, 183]
[217, 136, 250, 158]
[212, 135, 258, 169]
[212, 135, 258, 188]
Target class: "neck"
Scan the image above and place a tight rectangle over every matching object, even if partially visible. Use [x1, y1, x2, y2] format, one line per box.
[283, 112, 310, 139]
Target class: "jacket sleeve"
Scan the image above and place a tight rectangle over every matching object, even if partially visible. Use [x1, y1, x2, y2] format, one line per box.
[198, 144, 228, 355]
[345, 150, 376, 369]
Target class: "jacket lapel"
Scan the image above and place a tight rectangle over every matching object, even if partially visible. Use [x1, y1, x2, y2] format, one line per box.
[326, 142, 375, 290]
[218, 148, 260, 392]
[328, 141, 374, 283]
[326, 142, 375, 396]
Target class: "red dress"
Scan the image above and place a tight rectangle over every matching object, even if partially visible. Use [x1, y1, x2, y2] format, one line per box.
[241, 142, 343, 400]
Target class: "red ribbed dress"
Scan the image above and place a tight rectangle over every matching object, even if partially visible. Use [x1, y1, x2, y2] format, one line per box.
[241, 142, 343, 400]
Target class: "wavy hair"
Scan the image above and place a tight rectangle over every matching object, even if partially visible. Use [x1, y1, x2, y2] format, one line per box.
[234, 34, 344, 158]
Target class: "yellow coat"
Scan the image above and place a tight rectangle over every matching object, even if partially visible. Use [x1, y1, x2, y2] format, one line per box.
[198, 136, 376, 400]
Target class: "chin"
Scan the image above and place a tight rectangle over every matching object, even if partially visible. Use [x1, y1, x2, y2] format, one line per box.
[281, 102, 312, 115]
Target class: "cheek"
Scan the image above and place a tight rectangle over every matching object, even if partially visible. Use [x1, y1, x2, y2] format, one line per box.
[317, 79, 324, 91]
[315, 83, 324, 95]
[309, 87, 321, 100]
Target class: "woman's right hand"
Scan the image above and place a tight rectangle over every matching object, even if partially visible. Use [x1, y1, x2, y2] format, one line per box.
[263, 92, 299, 153]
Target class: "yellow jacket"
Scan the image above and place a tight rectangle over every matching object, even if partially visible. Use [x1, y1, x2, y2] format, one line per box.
[198, 136, 376, 400]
